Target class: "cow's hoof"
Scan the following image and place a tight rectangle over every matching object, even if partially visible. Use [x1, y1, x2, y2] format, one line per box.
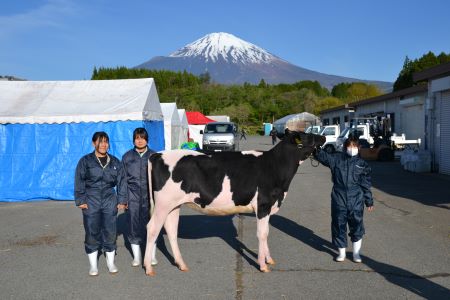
[177, 263, 189, 272]
[266, 258, 276, 265]
[145, 267, 156, 277]
[260, 266, 271, 273]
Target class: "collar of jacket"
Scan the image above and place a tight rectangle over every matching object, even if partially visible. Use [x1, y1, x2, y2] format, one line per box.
[92, 151, 110, 169]
[134, 147, 148, 157]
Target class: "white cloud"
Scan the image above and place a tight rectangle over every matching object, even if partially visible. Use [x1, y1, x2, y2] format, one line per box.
[0, 0, 78, 39]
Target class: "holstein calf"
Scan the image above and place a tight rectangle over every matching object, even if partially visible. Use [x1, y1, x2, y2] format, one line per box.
[143, 130, 325, 276]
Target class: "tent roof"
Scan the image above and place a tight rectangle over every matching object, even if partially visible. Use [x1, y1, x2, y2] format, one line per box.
[186, 111, 215, 124]
[0, 78, 163, 124]
[177, 109, 189, 128]
[160, 103, 181, 125]
[274, 112, 319, 125]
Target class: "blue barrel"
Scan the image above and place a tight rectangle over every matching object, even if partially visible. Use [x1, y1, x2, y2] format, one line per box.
[263, 123, 273, 136]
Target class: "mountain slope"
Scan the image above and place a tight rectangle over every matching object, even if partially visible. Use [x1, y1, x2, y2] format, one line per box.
[136, 32, 392, 91]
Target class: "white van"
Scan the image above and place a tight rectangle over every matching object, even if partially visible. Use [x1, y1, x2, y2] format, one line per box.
[201, 122, 239, 151]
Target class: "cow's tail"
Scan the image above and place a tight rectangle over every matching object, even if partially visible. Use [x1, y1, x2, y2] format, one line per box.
[148, 155, 155, 217]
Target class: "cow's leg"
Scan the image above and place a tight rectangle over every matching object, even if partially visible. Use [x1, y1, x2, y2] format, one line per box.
[256, 215, 272, 272]
[265, 204, 281, 266]
[163, 206, 188, 272]
[143, 210, 168, 276]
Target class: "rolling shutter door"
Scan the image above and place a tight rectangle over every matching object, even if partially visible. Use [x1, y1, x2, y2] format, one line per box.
[440, 91, 450, 175]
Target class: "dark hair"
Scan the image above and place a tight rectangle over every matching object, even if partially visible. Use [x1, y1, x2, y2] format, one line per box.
[92, 131, 109, 143]
[133, 127, 148, 142]
[344, 135, 360, 148]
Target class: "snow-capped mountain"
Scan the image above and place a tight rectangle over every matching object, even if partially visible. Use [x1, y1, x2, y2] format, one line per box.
[136, 32, 392, 91]
[169, 32, 277, 65]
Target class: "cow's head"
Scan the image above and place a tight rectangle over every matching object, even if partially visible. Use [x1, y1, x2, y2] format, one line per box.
[283, 129, 326, 161]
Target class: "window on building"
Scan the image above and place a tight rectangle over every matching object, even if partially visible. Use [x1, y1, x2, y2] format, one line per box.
[323, 118, 329, 125]
[332, 117, 340, 125]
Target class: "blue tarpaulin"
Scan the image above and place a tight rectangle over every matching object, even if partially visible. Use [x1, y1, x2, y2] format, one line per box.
[0, 79, 165, 202]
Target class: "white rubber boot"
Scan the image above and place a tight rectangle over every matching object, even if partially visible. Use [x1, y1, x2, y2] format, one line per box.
[105, 251, 118, 274]
[88, 251, 99, 276]
[151, 243, 158, 266]
[353, 239, 362, 263]
[131, 244, 142, 267]
[336, 248, 346, 262]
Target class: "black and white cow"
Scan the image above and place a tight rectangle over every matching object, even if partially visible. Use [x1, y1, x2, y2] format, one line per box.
[143, 130, 325, 276]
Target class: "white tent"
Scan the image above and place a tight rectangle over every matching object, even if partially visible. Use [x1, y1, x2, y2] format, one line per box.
[178, 109, 189, 145]
[0, 78, 164, 202]
[0, 79, 163, 124]
[160, 103, 182, 150]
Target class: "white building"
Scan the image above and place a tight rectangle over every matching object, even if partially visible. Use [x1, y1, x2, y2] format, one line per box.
[414, 62, 450, 175]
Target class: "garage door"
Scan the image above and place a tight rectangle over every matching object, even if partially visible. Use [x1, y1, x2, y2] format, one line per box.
[440, 91, 450, 175]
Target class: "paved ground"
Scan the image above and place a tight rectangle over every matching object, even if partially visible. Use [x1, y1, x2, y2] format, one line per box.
[1, 135, 449, 299]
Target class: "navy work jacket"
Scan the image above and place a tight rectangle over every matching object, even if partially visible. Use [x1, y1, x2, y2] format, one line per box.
[74, 152, 127, 207]
[121, 147, 155, 206]
[315, 150, 373, 208]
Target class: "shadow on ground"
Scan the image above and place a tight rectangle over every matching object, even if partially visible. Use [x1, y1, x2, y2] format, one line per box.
[270, 214, 450, 298]
[369, 161, 450, 209]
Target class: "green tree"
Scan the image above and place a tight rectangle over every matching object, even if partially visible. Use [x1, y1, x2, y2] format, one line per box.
[393, 51, 450, 91]
[258, 79, 267, 88]
[331, 82, 351, 98]
[314, 96, 344, 114]
[393, 56, 414, 91]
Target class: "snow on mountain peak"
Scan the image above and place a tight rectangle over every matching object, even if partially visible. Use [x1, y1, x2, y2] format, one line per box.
[169, 32, 276, 64]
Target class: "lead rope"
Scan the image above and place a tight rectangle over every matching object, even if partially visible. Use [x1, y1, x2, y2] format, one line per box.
[310, 155, 320, 167]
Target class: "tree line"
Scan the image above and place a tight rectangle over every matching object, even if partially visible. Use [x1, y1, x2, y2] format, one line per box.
[92, 67, 382, 128]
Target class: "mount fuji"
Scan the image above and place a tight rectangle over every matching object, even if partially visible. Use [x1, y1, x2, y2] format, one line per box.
[136, 32, 392, 91]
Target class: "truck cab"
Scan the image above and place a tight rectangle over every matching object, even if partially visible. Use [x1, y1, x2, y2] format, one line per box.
[305, 125, 322, 134]
[336, 120, 396, 161]
[335, 124, 374, 152]
[319, 125, 340, 153]
[201, 122, 239, 151]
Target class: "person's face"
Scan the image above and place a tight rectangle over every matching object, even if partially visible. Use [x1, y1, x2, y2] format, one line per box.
[346, 143, 359, 156]
[134, 135, 148, 150]
[93, 138, 109, 156]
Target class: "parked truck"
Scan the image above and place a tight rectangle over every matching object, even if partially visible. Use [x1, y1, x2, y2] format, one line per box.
[335, 117, 421, 161]
[318, 125, 341, 153]
[305, 125, 322, 134]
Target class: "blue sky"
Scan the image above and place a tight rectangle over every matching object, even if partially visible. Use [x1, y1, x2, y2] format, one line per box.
[1, 0, 449, 82]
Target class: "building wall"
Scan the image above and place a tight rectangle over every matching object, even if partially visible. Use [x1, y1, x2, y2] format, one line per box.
[320, 110, 348, 132]
[426, 75, 450, 174]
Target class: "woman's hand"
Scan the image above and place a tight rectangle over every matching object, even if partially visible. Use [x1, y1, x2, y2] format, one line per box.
[78, 203, 88, 210]
[367, 206, 374, 212]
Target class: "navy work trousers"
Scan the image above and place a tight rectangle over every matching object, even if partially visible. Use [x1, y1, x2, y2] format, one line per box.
[82, 204, 118, 254]
[331, 200, 365, 248]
